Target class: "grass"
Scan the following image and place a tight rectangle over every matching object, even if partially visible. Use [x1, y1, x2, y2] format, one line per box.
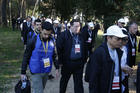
[0, 27, 24, 92]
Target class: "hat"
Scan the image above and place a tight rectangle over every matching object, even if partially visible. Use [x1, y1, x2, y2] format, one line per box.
[53, 20, 59, 24]
[103, 25, 127, 38]
[45, 18, 52, 24]
[118, 18, 125, 23]
[88, 22, 94, 28]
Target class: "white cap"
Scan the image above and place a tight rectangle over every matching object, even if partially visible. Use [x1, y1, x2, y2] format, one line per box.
[103, 25, 127, 38]
[53, 20, 59, 24]
[67, 23, 70, 27]
[88, 22, 94, 28]
[118, 18, 125, 23]
[46, 18, 52, 24]
[121, 28, 127, 32]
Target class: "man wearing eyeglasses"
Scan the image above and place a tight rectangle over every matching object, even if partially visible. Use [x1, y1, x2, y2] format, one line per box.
[86, 25, 128, 93]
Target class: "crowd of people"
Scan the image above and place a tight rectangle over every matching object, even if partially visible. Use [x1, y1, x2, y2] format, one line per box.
[19, 16, 139, 93]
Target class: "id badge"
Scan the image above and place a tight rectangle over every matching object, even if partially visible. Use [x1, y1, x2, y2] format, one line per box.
[132, 48, 135, 56]
[75, 44, 80, 53]
[43, 58, 50, 68]
[55, 34, 57, 38]
[88, 37, 92, 43]
[112, 76, 120, 90]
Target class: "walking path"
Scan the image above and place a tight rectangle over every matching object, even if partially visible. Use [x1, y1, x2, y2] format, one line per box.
[8, 65, 137, 93]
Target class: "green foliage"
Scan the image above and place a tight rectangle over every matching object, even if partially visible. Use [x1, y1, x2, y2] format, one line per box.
[122, 0, 140, 22]
[11, 0, 36, 17]
[54, 0, 76, 20]
[39, 0, 54, 17]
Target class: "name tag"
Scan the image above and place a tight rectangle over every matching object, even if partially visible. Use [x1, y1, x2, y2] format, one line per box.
[55, 34, 57, 38]
[112, 76, 120, 90]
[87, 37, 92, 43]
[43, 58, 50, 68]
[132, 48, 135, 56]
[75, 44, 80, 53]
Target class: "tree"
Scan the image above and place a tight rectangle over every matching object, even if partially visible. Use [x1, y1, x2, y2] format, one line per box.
[32, 0, 39, 16]
[1, 0, 7, 27]
[38, 0, 55, 18]
[122, 0, 140, 23]
[0, 0, 2, 26]
[54, 0, 76, 21]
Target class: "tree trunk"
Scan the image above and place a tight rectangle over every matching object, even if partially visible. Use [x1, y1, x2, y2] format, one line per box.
[23, 0, 26, 18]
[2, 0, 7, 27]
[7, 0, 11, 26]
[20, 0, 24, 18]
[0, 0, 2, 26]
[17, 0, 21, 17]
[32, 0, 39, 16]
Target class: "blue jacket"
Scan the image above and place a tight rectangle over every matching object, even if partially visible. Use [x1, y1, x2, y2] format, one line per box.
[21, 34, 56, 74]
[27, 31, 36, 40]
[29, 35, 55, 73]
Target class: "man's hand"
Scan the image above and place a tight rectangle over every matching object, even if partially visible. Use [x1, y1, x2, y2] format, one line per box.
[55, 69, 60, 79]
[21, 74, 27, 81]
[21, 37, 24, 41]
[122, 65, 133, 75]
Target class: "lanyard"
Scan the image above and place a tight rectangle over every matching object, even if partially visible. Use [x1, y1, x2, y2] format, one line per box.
[54, 27, 57, 33]
[34, 30, 37, 35]
[72, 34, 79, 44]
[88, 30, 92, 37]
[42, 40, 48, 54]
[74, 35, 79, 44]
[70, 30, 79, 44]
[128, 33, 135, 47]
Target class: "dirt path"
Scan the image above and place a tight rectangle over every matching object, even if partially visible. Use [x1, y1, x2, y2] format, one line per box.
[7, 66, 137, 93]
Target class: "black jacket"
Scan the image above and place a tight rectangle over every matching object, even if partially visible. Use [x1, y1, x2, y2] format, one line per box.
[127, 33, 137, 67]
[86, 42, 123, 93]
[56, 30, 88, 66]
[53, 26, 61, 39]
[81, 27, 96, 53]
[21, 22, 31, 45]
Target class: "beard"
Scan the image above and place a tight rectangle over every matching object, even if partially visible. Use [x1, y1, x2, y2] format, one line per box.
[42, 38, 48, 41]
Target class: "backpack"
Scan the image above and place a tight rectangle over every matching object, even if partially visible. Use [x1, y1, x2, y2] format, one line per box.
[15, 79, 31, 93]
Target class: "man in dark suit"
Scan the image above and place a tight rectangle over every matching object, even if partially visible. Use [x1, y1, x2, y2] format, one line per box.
[127, 22, 138, 67]
[21, 16, 32, 48]
[81, 22, 95, 56]
[86, 25, 128, 93]
[12, 16, 17, 31]
[53, 20, 61, 40]
[56, 19, 88, 93]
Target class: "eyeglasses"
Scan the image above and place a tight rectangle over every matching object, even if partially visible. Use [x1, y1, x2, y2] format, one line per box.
[113, 37, 123, 41]
[121, 23, 125, 25]
[113, 36, 128, 42]
[122, 38, 129, 42]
